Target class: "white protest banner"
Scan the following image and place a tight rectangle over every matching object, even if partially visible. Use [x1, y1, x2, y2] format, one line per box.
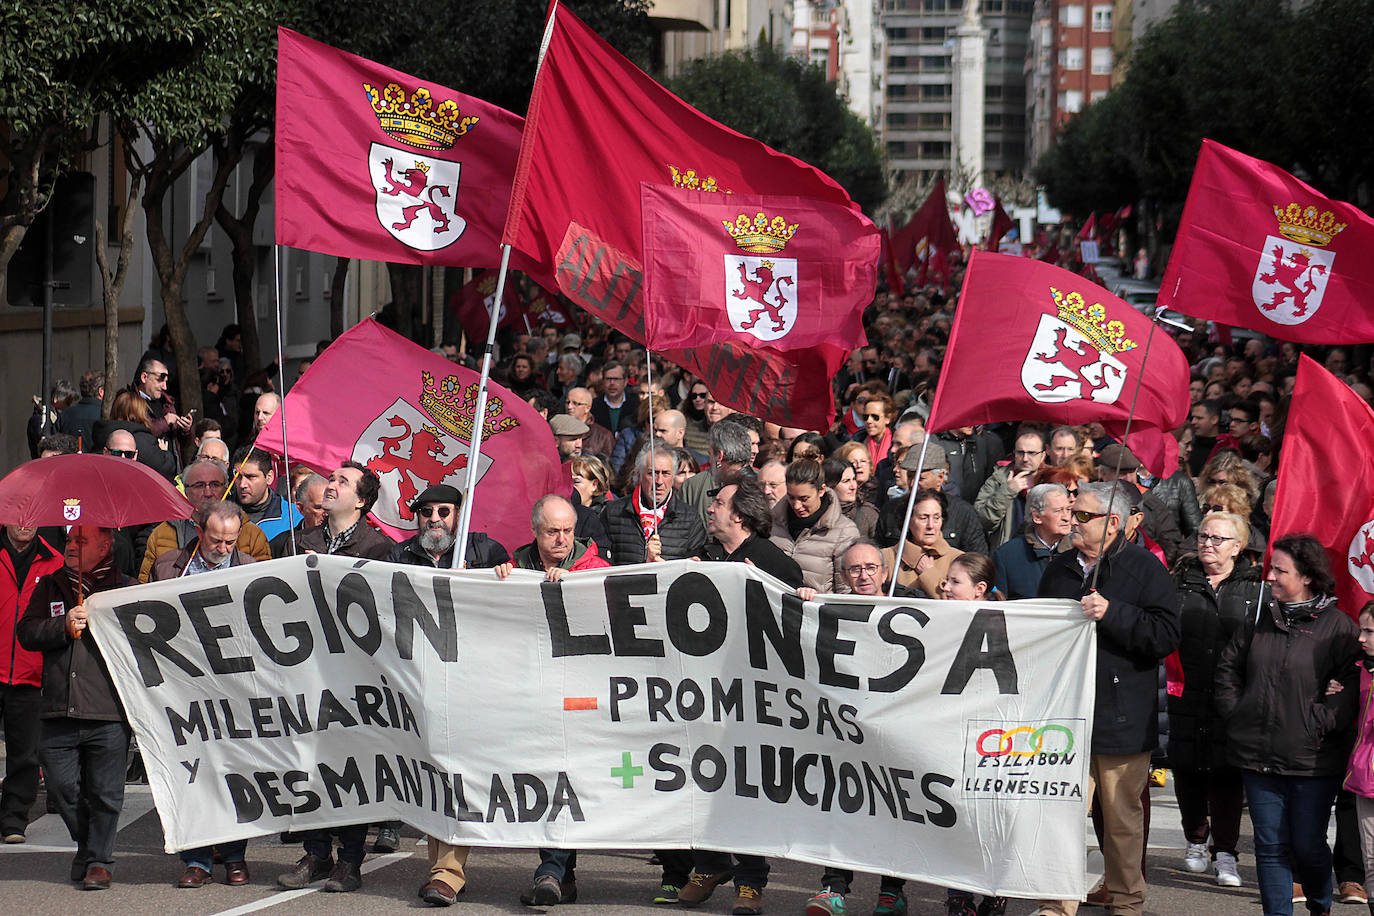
[87, 556, 1095, 898]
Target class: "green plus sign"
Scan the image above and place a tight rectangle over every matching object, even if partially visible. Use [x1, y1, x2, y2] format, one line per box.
[611, 751, 643, 788]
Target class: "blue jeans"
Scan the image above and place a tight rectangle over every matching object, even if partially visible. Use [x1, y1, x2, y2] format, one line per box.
[40, 718, 129, 873]
[1243, 770, 1340, 916]
[535, 848, 577, 881]
[694, 851, 770, 889]
[180, 839, 248, 871]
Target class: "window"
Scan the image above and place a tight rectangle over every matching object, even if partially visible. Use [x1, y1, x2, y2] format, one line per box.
[1058, 90, 1083, 113]
[1059, 47, 1083, 70]
[1091, 47, 1112, 74]
[920, 83, 952, 100]
[1059, 4, 1084, 27]
[918, 111, 951, 128]
[919, 140, 951, 158]
[1092, 5, 1113, 31]
[1090, 89, 1109, 104]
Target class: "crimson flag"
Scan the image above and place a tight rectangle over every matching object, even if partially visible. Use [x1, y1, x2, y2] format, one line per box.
[927, 251, 1190, 477]
[275, 28, 523, 266]
[880, 227, 907, 296]
[255, 319, 566, 552]
[1077, 213, 1097, 242]
[986, 199, 1015, 252]
[1159, 139, 1374, 343]
[499, 3, 857, 429]
[1269, 355, 1374, 617]
[890, 178, 960, 286]
[449, 270, 526, 341]
[640, 185, 878, 351]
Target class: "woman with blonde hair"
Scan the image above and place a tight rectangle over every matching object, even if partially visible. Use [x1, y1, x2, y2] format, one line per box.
[571, 455, 612, 513]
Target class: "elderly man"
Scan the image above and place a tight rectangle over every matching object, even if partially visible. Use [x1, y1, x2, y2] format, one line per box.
[564, 387, 615, 458]
[17, 526, 130, 890]
[390, 484, 509, 570]
[251, 391, 280, 437]
[602, 446, 707, 565]
[290, 462, 393, 560]
[678, 419, 754, 524]
[140, 459, 271, 581]
[499, 495, 610, 908]
[550, 414, 588, 462]
[976, 428, 1048, 549]
[231, 447, 298, 541]
[0, 524, 64, 844]
[147, 503, 255, 886]
[1034, 482, 1180, 916]
[195, 435, 230, 467]
[1047, 426, 1079, 466]
[993, 482, 1072, 598]
[269, 473, 328, 559]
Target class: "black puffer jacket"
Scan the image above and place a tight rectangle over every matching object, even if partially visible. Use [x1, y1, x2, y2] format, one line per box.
[1039, 535, 1181, 755]
[1215, 593, 1360, 778]
[600, 493, 706, 565]
[1166, 555, 1264, 771]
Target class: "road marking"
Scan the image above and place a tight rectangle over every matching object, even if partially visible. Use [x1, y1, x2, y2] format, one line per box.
[206, 851, 414, 916]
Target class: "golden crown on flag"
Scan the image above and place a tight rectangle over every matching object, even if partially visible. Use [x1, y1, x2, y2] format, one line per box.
[63, 498, 80, 508]
[362, 82, 478, 151]
[723, 212, 799, 254]
[419, 372, 519, 441]
[1272, 203, 1346, 247]
[1050, 287, 1138, 355]
[669, 165, 732, 194]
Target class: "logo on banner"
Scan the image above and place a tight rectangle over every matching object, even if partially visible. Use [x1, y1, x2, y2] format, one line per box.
[62, 498, 81, 521]
[362, 81, 479, 251]
[1021, 288, 1137, 404]
[963, 718, 1085, 802]
[722, 212, 800, 341]
[1252, 203, 1346, 325]
[354, 371, 518, 529]
[1348, 518, 1374, 593]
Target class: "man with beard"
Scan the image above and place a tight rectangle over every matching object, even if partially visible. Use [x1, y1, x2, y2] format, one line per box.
[140, 459, 271, 581]
[388, 483, 508, 906]
[150, 501, 257, 581]
[231, 447, 298, 541]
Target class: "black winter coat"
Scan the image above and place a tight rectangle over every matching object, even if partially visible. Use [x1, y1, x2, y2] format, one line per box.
[1166, 555, 1264, 771]
[1039, 536, 1181, 755]
[600, 493, 706, 565]
[1215, 594, 1360, 778]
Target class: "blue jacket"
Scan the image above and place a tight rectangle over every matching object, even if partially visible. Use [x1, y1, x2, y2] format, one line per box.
[993, 530, 1060, 599]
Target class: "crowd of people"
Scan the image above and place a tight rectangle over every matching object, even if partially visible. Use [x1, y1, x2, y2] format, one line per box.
[4, 280, 1374, 916]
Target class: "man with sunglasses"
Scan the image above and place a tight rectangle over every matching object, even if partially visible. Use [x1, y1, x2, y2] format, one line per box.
[564, 387, 615, 458]
[129, 357, 192, 443]
[1033, 481, 1180, 916]
[137, 459, 271, 583]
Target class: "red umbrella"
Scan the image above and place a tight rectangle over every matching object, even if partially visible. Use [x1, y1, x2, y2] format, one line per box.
[0, 453, 195, 529]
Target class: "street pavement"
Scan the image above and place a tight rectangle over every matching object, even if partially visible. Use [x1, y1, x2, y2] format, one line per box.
[2, 772, 1341, 916]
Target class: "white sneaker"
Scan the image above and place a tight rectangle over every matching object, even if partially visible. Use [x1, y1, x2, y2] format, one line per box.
[1214, 852, 1241, 887]
[1183, 842, 1209, 873]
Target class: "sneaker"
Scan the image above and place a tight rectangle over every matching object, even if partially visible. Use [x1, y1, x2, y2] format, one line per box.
[1338, 881, 1368, 904]
[654, 884, 683, 905]
[1183, 842, 1210, 873]
[1293, 881, 1306, 903]
[805, 890, 846, 916]
[373, 824, 401, 853]
[521, 874, 563, 907]
[1214, 852, 1241, 888]
[3, 833, 24, 844]
[678, 870, 735, 907]
[731, 884, 764, 916]
[324, 859, 362, 893]
[976, 897, 1006, 916]
[873, 890, 907, 916]
[946, 893, 977, 916]
[277, 852, 333, 889]
[1149, 767, 1167, 787]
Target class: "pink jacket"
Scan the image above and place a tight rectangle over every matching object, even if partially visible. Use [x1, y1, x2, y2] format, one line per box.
[1344, 662, 1374, 798]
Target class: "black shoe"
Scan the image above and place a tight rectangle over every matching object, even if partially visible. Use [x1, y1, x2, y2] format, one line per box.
[277, 853, 332, 889]
[324, 859, 362, 893]
[522, 874, 563, 906]
[373, 824, 401, 853]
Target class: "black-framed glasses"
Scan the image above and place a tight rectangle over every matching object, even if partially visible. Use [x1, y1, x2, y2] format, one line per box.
[419, 505, 453, 519]
[1071, 509, 1108, 523]
[1202, 504, 1228, 514]
[1198, 533, 1235, 545]
[845, 563, 881, 578]
[186, 481, 226, 491]
[146, 371, 169, 381]
[105, 449, 137, 459]
[1014, 448, 1045, 458]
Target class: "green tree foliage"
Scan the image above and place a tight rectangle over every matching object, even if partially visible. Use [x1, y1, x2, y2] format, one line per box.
[1037, 0, 1374, 226]
[666, 42, 887, 213]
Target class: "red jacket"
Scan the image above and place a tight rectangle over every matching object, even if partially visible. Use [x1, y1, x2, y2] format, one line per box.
[1, 536, 64, 686]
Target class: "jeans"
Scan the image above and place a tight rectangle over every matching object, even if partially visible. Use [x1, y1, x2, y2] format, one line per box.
[694, 851, 770, 889]
[1243, 769, 1340, 916]
[40, 718, 129, 873]
[535, 848, 577, 882]
[303, 824, 368, 864]
[180, 839, 248, 871]
[0, 684, 42, 836]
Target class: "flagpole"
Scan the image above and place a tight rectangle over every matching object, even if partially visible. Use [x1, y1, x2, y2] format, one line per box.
[453, 243, 512, 568]
[1090, 313, 1161, 592]
[645, 351, 660, 540]
[274, 243, 297, 556]
[888, 435, 932, 598]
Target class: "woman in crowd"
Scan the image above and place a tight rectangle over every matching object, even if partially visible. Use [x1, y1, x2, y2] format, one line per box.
[823, 456, 878, 540]
[108, 390, 177, 480]
[769, 459, 860, 593]
[1031, 465, 1084, 506]
[786, 432, 826, 464]
[1168, 511, 1262, 890]
[882, 488, 961, 598]
[853, 393, 897, 466]
[1196, 482, 1266, 559]
[833, 441, 879, 507]
[1216, 534, 1360, 916]
[571, 455, 611, 513]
